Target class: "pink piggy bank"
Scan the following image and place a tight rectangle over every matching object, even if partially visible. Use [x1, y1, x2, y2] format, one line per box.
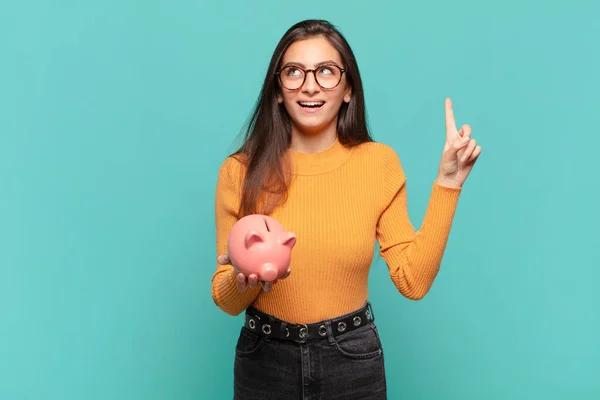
[227, 214, 296, 282]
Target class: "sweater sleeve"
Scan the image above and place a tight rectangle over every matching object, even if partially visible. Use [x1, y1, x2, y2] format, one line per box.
[375, 147, 462, 300]
[211, 156, 261, 316]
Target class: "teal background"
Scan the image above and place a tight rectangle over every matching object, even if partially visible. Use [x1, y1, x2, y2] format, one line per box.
[1, 0, 599, 398]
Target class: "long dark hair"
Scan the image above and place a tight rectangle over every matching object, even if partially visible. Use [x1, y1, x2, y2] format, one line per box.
[231, 19, 373, 217]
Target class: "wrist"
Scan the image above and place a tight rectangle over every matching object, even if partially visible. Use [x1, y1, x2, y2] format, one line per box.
[436, 177, 463, 188]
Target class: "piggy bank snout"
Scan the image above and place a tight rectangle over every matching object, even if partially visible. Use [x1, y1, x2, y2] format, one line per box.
[260, 263, 278, 282]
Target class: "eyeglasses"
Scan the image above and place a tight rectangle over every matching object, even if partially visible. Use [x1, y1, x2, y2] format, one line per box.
[277, 64, 346, 90]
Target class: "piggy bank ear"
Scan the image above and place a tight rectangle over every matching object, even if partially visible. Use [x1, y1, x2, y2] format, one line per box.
[279, 232, 296, 248]
[245, 230, 264, 249]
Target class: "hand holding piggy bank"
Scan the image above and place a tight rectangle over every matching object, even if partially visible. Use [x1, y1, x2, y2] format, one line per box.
[226, 214, 296, 284]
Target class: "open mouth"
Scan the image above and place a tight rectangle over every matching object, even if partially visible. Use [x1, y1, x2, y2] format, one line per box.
[298, 101, 325, 109]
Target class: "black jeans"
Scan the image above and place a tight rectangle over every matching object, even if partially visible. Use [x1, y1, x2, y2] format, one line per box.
[233, 303, 387, 399]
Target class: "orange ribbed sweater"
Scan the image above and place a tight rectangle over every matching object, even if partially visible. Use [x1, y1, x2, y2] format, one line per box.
[211, 138, 462, 324]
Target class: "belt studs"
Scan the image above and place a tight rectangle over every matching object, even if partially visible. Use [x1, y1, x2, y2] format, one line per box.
[318, 325, 327, 336]
[337, 321, 346, 332]
[299, 327, 307, 339]
[353, 316, 362, 326]
[248, 319, 256, 329]
[262, 324, 271, 334]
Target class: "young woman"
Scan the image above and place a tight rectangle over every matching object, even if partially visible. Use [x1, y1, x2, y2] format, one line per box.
[211, 19, 481, 399]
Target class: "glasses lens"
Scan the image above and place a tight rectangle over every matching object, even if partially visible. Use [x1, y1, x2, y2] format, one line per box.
[315, 65, 342, 89]
[280, 66, 304, 90]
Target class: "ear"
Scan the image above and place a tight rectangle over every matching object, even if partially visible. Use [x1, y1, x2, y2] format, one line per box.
[277, 94, 283, 104]
[344, 88, 352, 103]
[245, 230, 264, 249]
[343, 81, 352, 103]
[279, 231, 297, 248]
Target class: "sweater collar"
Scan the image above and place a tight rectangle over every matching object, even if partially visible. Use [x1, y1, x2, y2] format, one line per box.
[286, 137, 353, 175]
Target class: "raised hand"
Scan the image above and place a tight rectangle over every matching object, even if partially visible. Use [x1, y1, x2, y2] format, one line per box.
[437, 98, 482, 188]
[217, 253, 291, 293]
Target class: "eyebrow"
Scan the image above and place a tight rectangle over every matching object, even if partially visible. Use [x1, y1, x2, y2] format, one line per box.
[281, 60, 341, 68]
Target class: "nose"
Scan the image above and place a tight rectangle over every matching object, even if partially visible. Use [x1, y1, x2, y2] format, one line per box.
[301, 70, 320, 94]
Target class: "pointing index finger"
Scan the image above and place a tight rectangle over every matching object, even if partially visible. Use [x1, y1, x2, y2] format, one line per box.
[445, 98, 457, 137]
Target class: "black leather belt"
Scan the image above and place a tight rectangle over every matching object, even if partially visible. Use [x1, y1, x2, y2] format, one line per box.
[243, 302, 375, 343]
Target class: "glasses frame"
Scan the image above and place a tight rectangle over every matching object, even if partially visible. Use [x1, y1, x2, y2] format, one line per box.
[276, 64, 346, 91]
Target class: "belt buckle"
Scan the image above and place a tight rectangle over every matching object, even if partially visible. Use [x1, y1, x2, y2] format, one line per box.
[294, 324, 308, 343]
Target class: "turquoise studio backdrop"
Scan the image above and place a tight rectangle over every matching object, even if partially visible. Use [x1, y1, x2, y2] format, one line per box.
[1, 0, 599, 399]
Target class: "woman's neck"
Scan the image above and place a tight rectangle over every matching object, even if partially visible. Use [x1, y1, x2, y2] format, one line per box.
[289, 127, 337, 154]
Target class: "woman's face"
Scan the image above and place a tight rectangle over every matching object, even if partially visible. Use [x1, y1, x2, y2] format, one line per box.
[277, 36, 351, 136]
